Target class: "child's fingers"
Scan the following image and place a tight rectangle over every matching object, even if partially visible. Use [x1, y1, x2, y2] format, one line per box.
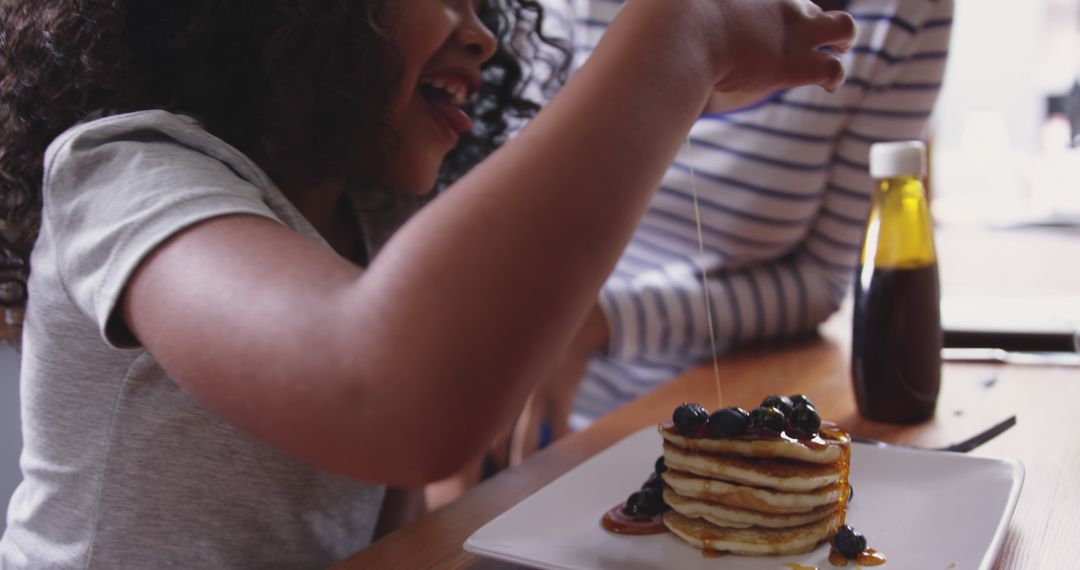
[813, 10, 857, 53]
[820, 54, 847, 92]
[791, 51, 846, 93]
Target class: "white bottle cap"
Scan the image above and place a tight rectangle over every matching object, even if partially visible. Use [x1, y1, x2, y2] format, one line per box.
[869, 140, 926, 179]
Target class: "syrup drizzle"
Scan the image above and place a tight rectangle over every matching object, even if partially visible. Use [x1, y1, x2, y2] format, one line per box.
[686, 136, 723, 409]
[599, 503, 666, 535]
[828, 548, 887, 567]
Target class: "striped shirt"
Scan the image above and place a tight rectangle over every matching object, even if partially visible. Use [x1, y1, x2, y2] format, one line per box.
[540, 0, 954, 427]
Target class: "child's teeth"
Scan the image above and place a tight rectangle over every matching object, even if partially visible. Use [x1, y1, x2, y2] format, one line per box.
[423, 78, 468, 106]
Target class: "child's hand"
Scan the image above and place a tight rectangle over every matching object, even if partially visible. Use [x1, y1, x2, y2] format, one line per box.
[633, 0, 855, 98]
[712, 0, 855, 94]
[713, 0, 854, 94]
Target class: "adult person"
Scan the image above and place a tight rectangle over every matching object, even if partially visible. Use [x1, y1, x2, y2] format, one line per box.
[502, 0, 953, 459]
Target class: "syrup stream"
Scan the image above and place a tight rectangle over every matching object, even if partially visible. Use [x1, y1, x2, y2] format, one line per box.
[686, 136, 723, 409]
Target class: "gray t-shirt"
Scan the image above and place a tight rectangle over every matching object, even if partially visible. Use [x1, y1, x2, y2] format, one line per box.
[1, 110, 411, 568]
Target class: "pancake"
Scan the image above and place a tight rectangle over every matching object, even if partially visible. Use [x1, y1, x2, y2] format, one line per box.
[663, 441, 842, 492]
[658, 422, 849, 464]
[663, 510, 841, 556]
[662, 469, 845, 513]
[663, 487, 838, 529]
[617, 401, 853, 557]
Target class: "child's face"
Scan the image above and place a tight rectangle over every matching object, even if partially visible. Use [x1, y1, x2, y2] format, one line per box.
[383, 0, 497, 194]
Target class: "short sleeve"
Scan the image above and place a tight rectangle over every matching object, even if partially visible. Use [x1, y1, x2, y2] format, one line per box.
[41, 114, 281, 348]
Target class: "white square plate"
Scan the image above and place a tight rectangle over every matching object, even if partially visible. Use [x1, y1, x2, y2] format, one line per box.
[464, 426, 1024, 570]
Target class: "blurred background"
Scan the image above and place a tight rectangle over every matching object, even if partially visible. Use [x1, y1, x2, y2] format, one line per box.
[933, 0, 1080, 227]
[2, 0, 1079, 534]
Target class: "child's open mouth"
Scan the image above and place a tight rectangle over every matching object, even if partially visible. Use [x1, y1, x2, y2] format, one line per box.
[419, 76, 475, 138]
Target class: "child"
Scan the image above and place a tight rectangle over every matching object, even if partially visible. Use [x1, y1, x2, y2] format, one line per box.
[0, 0, 854, 567]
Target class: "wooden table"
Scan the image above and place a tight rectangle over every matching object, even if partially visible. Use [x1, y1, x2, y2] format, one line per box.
[339, 225, 1080, 569]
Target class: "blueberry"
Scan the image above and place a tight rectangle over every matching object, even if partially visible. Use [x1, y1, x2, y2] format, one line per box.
[832, 525, 867, 559]
[655, 455, 667, 475]
[789, 394, 815, 409]
[626, 488, 665, 517]
[642, 472, 663, 493]
[672, 403, 709, 433]
[789, 403, 822, 435]
[706, 407, 751, 437]
[750, 406, 786, 433]
[623, 491, 644, 516]
[760, 395, 794, 417]
[640, 488, 665, 515]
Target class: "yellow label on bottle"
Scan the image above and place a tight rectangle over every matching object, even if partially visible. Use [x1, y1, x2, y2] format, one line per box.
[860, 175, 937, 269]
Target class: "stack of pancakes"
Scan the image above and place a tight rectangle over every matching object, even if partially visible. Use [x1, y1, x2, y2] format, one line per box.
[658, 422, 851, 556]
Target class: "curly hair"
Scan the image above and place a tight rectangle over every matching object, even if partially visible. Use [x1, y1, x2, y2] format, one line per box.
[0, 0, 570, 321]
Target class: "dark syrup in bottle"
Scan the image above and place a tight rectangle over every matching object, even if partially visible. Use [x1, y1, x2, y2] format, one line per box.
[852, 264, 941, 422]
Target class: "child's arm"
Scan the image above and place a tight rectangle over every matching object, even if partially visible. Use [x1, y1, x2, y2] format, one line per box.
[122, 0, 854, 485]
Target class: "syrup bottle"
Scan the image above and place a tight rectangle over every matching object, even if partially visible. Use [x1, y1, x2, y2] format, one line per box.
[851, 141, 942, 423]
